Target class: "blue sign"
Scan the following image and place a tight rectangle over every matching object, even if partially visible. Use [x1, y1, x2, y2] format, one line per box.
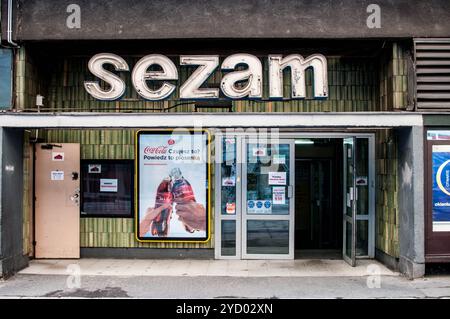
[432, 145, 450, 231]
[264, 200, 271, 208]
[256, 201, 263, 209]
[248, 200, 255, 209]
[0, 49, 12, 109]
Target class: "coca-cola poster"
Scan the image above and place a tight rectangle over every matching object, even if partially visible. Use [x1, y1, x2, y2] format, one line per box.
[136, 130, 210, 242]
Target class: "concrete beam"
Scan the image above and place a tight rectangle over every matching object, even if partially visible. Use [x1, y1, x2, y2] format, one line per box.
[11, 0, 450, 41]
[0, 112, 423, 128]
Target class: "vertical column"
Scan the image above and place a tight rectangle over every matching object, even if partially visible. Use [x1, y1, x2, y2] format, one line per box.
[397, 126, 425, 278]
[0, 128, 27, 278]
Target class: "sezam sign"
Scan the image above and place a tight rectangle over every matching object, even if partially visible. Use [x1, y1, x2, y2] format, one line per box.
[84, 53, 328, 101]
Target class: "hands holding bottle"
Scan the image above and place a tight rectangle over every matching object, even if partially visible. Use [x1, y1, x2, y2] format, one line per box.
[140, 169, 206, 237]
[140, 202, 206, 237]
[175, 202, 207, 232]
[139, 204, 172, 237]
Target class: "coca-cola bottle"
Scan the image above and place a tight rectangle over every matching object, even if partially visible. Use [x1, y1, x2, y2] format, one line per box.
[170, 168, 196, 233]
[150, 177, 173, 237]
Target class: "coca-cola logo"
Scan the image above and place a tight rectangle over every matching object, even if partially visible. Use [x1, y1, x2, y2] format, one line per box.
[168, 139, 175, 145]
[143, 146, 168, 155]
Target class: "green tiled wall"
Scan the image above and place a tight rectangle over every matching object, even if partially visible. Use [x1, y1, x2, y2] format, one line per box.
[22, 131, 33, 256]
[380, 43, 410, 110]
[375, 129, 399, 257]
[16, 48, 380, 112]
[42, 129, 214, 249]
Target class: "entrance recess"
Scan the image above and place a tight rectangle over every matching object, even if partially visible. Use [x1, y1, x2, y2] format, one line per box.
[215, 133, 374, 262]
[35, 143, 80, 258]
[242, 139, 295, 259]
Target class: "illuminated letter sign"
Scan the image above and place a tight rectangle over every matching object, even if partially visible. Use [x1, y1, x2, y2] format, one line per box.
[132, 54, 179, 100]
[269, 54, 328, 99]
[85, 53, 328, 101]
[180, 56, 219, 99]
[221, 53, 263, 99]
[84, 53, 129, 101]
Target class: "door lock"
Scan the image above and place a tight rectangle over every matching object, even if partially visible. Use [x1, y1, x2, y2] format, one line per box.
[70, 188, 80, 206]
[72, 172, 79, 180]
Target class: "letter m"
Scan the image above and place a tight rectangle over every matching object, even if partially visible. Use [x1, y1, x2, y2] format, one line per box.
[269, 54, 328, 99]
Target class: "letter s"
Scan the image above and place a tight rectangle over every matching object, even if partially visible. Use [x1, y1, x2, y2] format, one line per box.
[84, 53, 129, 100]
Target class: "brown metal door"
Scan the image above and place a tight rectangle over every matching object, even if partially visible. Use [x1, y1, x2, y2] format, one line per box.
[35, 143, 80, 258]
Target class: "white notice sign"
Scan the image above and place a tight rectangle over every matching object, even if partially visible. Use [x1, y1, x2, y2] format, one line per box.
[273, 155, 286, 164]
[51, 171, 64, 181]
[100, 179, 118, 192]
[273, 187, 286, 205]
[268, 172, 286, 185]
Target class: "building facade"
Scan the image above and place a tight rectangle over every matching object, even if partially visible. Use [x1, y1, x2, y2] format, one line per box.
[1, 0, 450, 278]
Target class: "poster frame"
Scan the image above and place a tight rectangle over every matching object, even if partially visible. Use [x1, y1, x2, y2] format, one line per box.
[134, 129, 211, 243]
[425, 131, 450, 262]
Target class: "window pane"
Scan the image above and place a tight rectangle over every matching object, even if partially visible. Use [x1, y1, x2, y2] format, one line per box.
[221, 138, 237, 215]
[246, 220, 289, 254]
[81, 161, 133, 217]
[356, 220, 369, 256]
[0, 49, 12, 109]
[221, 220, 236, 256]
[345, 221, 353, 258]
[246, 143, 290, 215]
[356, 138, 369, 215]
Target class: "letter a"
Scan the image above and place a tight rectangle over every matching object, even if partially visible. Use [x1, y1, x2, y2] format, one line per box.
[66, 4, 81, 29]
[366, 4, 381, 29]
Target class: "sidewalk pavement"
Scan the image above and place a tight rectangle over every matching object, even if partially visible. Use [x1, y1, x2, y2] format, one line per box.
[0, 259, 449, 298]
[18, 259, 396, 277]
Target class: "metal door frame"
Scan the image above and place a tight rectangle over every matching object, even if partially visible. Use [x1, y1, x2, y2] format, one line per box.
[215, 131, 375, 260]
[214, 135, 243, 259]
[343, 137, 357, 266]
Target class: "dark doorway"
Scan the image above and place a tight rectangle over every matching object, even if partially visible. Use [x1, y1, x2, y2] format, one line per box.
[294, 138, 343, 258]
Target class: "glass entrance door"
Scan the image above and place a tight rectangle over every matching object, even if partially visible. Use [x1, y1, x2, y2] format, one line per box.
[242, 139, 295, 259]
[343, 137, 357, 266]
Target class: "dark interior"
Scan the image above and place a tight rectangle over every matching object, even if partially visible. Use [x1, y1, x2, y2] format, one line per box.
[294, 138, 343, 257]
